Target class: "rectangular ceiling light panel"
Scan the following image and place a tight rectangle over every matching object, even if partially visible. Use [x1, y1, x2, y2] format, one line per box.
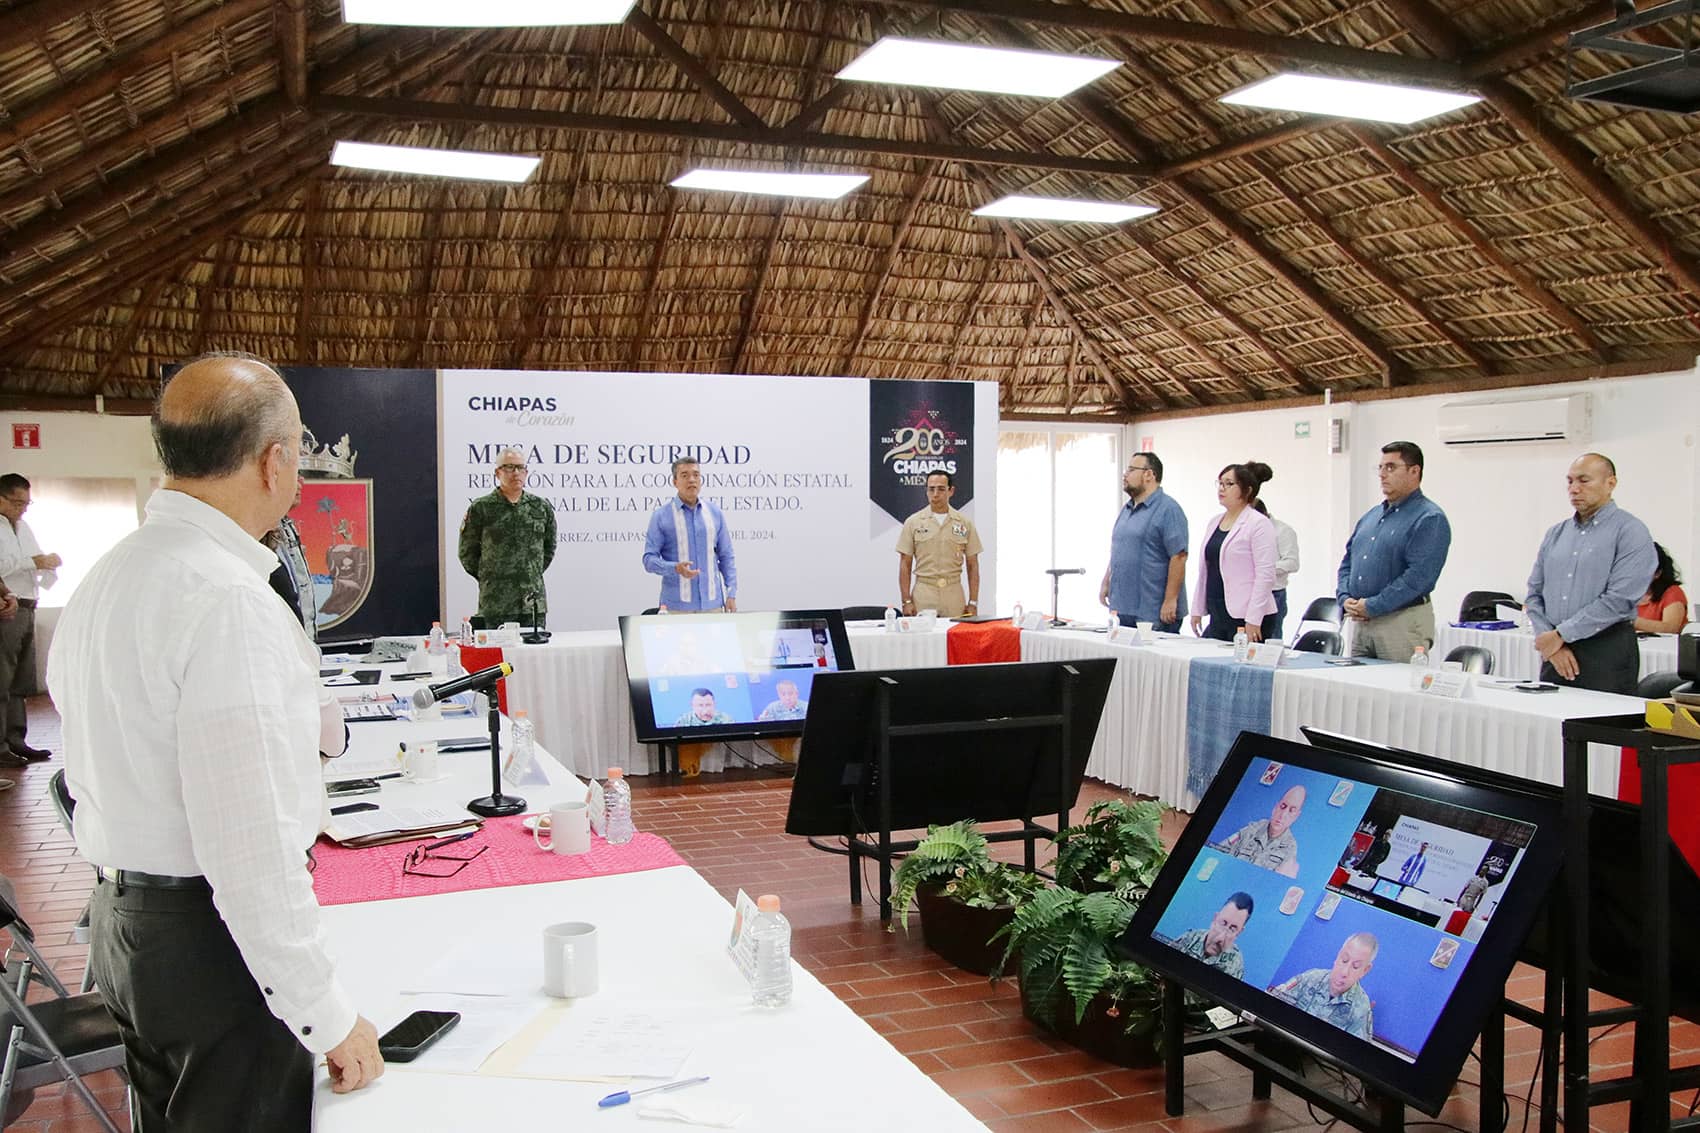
[836, 37, 1119, 98]
[1219, 73, 1481, 124]
[669, 169, 869, 200]
[341, 0, 635, 26]
[973, 195, 1157, 223]
[331, 141, 541, 182]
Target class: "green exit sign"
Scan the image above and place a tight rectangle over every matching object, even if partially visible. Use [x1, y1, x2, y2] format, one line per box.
[1294, 421, 1311, 439]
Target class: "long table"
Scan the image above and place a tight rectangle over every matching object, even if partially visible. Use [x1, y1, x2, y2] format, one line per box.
[1433, 624, 1680, 683]
[313, 664, 985, 1131]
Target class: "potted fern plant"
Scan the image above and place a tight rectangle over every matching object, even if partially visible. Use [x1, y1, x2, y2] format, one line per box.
[992, 797, 1184, 1066]
[890, 820, 1047, 975]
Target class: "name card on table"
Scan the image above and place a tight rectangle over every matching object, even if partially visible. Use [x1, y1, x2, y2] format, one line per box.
[1244, 642, 1287, 668]
[893, 613, 939, 633]
[1106, 624, 1151, 646]
[726, 889, 760, 983]
[1018, 611, 1048, 632]
[1415, 669, 1472, 699]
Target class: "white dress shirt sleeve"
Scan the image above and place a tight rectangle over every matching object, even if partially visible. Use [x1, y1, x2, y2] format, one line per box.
[20, 522, 55, 591]
[174, 588, 357, 1056]
[0, 520, 31, 583]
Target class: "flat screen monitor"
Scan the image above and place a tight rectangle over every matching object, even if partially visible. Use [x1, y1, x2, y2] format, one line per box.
[1118, 732, 1563, 1115]
[783, 659, 1115, 837]
[618, 610, 854, 744]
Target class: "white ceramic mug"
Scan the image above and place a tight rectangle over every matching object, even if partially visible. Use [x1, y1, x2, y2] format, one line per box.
[542, 921, 598, 997]
[533, 801, 591, 856]
[402, 742, 439, 781]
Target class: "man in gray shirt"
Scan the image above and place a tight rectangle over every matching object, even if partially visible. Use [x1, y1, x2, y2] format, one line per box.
[1524, 453, 1656, 694]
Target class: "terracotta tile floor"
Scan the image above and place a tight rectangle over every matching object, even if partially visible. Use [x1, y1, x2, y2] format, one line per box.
[4, 695, 1699, 1132]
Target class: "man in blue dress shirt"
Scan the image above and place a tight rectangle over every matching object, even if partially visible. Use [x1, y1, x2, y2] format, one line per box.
[1337, 441, 1451, 659]
[1100, 451, 1189, 632]
[643, 458, 738, 612]
[1524, 453, 1655, 694]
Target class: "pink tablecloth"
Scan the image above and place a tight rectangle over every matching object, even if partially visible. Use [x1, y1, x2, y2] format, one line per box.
[311, 816, 685, 906]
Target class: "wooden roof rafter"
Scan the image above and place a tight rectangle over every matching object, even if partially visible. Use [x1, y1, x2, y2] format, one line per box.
[842, 158, 941, 374]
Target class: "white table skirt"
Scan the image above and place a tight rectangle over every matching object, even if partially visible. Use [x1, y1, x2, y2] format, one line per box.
[1434, 624, 1679, 683]
[1268, 661, 1637, 797]
[490, 625, 952, 779]
[313, 866, 988, 1132]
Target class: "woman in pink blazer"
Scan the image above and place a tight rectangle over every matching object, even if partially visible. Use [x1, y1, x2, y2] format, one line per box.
[1189, 462, 1278, 642]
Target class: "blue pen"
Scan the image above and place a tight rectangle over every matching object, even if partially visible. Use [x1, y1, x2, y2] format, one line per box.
[598, 1076, 710, 1109]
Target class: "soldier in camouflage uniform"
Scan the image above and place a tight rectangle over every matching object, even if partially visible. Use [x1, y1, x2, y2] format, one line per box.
[458, 447, 557, 626]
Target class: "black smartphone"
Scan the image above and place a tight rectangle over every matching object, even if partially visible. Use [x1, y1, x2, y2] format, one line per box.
[1513, 681, 1559, 693]
[326, 778, 381, 797]
[330, 801, 380, 816]
[377, 1010, 460, 1062]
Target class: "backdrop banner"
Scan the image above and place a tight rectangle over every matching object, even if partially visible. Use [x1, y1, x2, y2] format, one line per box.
[439, 371, 999, 632]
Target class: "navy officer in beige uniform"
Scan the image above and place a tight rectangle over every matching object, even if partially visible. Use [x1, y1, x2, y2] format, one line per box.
[896, 471, 983, 618]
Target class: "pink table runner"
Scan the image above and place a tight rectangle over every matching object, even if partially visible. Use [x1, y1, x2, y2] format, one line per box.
[311, 816, 685, 906]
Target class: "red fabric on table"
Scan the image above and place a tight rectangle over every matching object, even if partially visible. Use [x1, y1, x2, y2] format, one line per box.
[945, 621, 1022, 665]
[456, 645, 508, 714]
[1615, 746, 1700, 875]
[311, 817, 685, 906]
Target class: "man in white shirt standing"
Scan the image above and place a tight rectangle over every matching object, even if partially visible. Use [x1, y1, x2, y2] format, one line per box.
[47, 354, 383, 1130]
[0, 473, 59, 766]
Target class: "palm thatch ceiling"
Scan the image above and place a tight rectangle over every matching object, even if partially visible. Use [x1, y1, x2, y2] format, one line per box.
[1, 0, 1697, 417]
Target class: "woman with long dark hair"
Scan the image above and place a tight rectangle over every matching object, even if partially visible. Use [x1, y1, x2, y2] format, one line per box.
[1189, 462, 1278, 641]
[1635, 542, 1688, 633]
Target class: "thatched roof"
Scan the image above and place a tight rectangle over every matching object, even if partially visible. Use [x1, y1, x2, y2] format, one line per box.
[1, 0, 1697, 416]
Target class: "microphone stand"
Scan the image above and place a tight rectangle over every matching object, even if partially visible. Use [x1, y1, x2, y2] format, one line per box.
[522, 590, 551, 645]
[467, 671, 525, 817]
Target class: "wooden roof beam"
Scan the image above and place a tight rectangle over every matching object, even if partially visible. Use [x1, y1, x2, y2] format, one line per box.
[311, 94, 1156, 179]
[1463, 4, 1613, 79]
[0, 0, 273, 152]
[0, 0, 109, 59]
[187, 237, 236, 358]
[1347, 126, 1607, 358]
[871, 0, 1464, 85]
[1243, 152, 1495, 377]
[507, 148, 589, 369]
[1156, 118, 1338, 180]
[628, 187, 682, 369]
[842, 160, 940, 374]
[730, 203, 786, 373]
[295, 178, 320, 366]
[86, 274, 170, 396]
[627, 8, 764, 129]
[1003, 291, 1045, 412]
[1116, 287, 1261, 404]
[277, 0, 309, 105]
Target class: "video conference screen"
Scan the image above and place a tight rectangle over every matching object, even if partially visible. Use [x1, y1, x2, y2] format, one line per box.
[618, 610, 855, 743]
[1119, 733, 1561, 1115]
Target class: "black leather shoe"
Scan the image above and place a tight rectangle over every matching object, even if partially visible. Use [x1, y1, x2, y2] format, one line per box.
[0, 750, 26, 768]
[10, 743, 51, 762]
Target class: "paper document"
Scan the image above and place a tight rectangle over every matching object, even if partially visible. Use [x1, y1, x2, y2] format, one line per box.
[385, 994, 543, 1075]
[323, 805, 471, 843]
[403, 938, 541, 998]
[515, 1008, 694, 1080]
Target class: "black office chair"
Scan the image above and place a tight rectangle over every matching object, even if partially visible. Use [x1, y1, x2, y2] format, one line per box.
[840, 606, 891, 622]
[1293, 629, 1343, 656]
[0, 881, 127, 1132]
[1636, 672, 1693, 699]
[640, 607, 661, 616]
[1297, 597, 1339, 625]
[1443, 646, 1495, 675]
[1458, 590, 1521, 622]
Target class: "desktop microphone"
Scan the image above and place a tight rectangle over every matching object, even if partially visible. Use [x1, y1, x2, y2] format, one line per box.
[411, 662, 513, 709]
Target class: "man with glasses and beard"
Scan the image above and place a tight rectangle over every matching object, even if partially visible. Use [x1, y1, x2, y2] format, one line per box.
[1101, 452, 1189, 632]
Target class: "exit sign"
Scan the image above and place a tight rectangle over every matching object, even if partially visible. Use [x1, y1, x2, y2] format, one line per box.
[11, 424, 39, 450]
[1294, 421, 1311, 439]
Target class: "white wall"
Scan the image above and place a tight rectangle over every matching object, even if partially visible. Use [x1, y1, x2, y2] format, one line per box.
[1126, 366, 1700, 628]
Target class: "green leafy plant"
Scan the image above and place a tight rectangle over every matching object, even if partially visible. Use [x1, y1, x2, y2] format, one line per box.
[993, 887, 1160, 1030]
[890, 820, 1044, 932]
[1053, 798, 1168, 901]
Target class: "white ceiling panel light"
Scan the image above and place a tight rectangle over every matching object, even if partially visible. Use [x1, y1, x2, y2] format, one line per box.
[1219, 73, 1481, 124]
[669, 168, 869, 200]
[341, 0, 635, 27]
[836, 37, 1119, 98]
[331, 141, 541, 182]
[973, 195, 1158, 224]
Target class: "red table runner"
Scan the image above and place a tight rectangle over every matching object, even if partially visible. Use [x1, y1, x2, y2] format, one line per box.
[456, 644, 510, 714]
[946, 620, 1022, 665]
[312, 816, 685, 905]
[1616, 748, 1700, 875]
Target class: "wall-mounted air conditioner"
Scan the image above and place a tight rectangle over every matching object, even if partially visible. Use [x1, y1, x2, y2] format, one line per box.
[1436, 393, 1592, 447]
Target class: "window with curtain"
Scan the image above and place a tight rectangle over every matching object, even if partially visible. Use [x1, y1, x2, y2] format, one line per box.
[996, 427, 1122, 622]
[22, 478, 143, 608]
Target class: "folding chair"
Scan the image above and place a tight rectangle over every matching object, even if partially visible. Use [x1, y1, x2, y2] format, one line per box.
[0, 880, 126, 1132]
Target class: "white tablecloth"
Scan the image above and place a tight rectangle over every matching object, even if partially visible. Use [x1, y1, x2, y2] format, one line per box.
[313, 866, 988, 1133]
[1268, 661, 1638, 797]
[1433, 624, 1679, 683]
[487, 625, 953, 778]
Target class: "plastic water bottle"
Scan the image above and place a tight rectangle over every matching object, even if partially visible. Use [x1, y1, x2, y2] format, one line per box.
[1409, 645, 1431, 689]
[1012, 600, 1024, 625]
[1233, 628, 1249, 662]
[508, 710, 536, 780]
[657, 604, 669, 615]
[428, 621, 446, 654]
[749, 894, 793, 1008]
[459, 616, 474, 646]
[884, 605, 897, 632]
[604, 767, 634, 845]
